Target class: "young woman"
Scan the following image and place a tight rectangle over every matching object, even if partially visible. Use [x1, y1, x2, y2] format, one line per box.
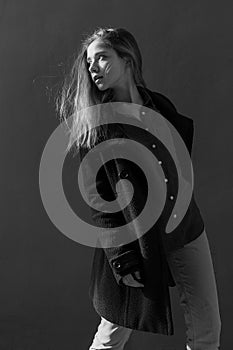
[57, 27, 221, 350]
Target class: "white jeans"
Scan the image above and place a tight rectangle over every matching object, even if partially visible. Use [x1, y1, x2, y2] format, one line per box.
[89, 229, 221, 350]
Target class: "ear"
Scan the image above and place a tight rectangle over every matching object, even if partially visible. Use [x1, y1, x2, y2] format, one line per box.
[122, 57, 130, 66]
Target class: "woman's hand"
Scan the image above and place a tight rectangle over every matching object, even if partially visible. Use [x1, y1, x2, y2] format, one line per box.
[121, 270, 144, 288]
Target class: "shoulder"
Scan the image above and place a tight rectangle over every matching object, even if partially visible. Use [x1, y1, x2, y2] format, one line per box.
[145, 88, 193, 125]
[149, 90, 178, 114]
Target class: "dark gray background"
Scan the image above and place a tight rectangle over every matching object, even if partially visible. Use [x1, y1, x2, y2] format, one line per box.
[0, 0, 232, 349]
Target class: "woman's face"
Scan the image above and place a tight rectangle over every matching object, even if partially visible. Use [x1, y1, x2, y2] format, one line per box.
[86, 38, 128, 91]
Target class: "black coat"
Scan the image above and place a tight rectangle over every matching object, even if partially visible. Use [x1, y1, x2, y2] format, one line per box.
[78, 86, 204, 335]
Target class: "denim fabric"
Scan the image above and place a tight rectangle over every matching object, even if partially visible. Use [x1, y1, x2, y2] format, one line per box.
[89, 229, 221, 350]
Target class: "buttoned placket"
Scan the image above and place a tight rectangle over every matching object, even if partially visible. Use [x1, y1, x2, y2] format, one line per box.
[139, 106, 177, 221]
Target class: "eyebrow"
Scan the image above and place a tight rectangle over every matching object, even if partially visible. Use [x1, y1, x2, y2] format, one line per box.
[86, 51, 108, 62]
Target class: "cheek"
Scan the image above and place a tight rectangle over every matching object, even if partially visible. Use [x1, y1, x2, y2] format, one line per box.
[104, 61, 121, 76]
[104, 62, 113, 75]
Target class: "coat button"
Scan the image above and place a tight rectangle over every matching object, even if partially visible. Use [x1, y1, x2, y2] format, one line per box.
[158, 160, 162, 165]
[119, 170, 129, 178]
[170, 195, 174, 200]
[141, 111, 146, 115]
[152, 144, 156, 148]
[113, 261, 121, 269]
[165, 178, 168, 183]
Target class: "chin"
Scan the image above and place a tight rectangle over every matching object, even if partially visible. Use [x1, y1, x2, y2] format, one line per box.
[97, 84, 108, 91]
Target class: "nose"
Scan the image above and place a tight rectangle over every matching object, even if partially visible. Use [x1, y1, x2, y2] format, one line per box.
[89, 61, 99, 73]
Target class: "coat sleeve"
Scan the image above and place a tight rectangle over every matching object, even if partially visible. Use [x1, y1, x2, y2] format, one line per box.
[78, 140, 146, 286]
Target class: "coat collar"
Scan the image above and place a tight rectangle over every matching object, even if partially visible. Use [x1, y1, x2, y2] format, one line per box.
[137, 85, 154, 107]
[136, 85, 160, 113]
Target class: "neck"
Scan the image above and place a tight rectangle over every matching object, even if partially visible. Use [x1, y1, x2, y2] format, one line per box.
[111, 72, 144, 105]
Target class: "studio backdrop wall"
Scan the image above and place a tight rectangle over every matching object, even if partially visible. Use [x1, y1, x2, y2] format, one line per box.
[0, 0, 232, 349]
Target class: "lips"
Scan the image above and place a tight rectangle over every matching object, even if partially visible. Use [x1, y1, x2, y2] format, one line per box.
[93, 75, 103, 83]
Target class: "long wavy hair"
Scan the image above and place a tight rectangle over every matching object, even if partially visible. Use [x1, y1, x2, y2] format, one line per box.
[56, 27, 147, 152]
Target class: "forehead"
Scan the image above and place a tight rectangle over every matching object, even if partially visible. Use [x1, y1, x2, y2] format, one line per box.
[86, 39, 111, 59]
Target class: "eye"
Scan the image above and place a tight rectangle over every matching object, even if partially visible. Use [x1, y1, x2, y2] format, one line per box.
[86, 54, 107, 66]
[98, 55, 106, 60]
